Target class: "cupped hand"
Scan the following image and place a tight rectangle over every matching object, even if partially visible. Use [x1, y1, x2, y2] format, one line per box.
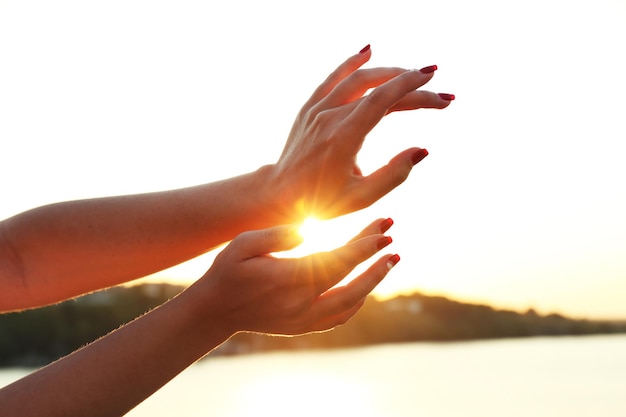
[271, 45, 454, 220]
[195, 218, 399, 336]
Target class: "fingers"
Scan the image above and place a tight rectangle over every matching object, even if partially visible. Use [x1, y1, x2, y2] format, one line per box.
[338, 69, 436, 147]
[388, 90, 455, 113]
[233, 225, 303, 258]
[303, 46, 372, 110]
[305, 298, 366, 333]
[346, 218, 394, 244]
[316, 67, 408, 110]
[305, 233, 392, 294]
[308, 253, 401, 330]
[348, 148, 428, 211]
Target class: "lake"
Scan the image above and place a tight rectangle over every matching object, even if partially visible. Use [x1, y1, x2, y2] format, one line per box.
[2, 334, 625, 416]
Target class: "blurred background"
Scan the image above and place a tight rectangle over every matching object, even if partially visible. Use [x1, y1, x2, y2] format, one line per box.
[2, 0, 625, 319]
[1, 0, 625, 415]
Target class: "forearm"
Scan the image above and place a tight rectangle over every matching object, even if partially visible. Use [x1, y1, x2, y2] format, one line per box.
[0, 286, 232, 417]
[0, 215, 396, 416]
[0, 164, 289, 311]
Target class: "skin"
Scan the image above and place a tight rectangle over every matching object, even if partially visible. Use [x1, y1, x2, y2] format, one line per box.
[0, 219, 398, 417]
[0, 47, 451, 311]
[0, 46, 453, 415]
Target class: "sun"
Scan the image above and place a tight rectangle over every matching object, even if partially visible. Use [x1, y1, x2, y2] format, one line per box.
[297, 216, 326, 246]
[275, 216, 359, 258]
[276, 214, 398, 293]
[291, 216, 341, 257]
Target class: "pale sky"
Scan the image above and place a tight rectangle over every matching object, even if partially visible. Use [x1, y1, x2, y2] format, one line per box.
[1, 0, 625, 319]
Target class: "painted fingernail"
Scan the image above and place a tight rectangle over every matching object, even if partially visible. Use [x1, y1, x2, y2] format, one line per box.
[419, 65, 438, 74]
[380, 218, 394, 233]
[438, 93, 456, 101]
[359, 44, 371, 54]
[377, 236, 393, 250]
[387, 254, 401, 270]
[412, 148, 429, 165]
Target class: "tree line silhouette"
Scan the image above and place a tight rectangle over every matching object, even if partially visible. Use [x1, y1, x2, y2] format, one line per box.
[1, 283, 625, 367]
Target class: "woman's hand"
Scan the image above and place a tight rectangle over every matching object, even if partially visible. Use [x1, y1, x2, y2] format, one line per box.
[0, 217, 399, 417]
[269, 45, 454, 220]
[193, 218, 399, 336]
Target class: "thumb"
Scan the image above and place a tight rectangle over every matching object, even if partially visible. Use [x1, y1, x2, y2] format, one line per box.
[234, 224, 304, 258]
[359, 147, 428, 205]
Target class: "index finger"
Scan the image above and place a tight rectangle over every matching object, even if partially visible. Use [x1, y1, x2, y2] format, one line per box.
[346, 218, 394, 244]
[302, 45, 372, 110]
[339, 69, 435, 143]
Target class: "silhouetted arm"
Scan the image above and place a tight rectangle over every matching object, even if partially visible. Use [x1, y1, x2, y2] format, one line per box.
[0, 46, 453, 311]
[0, 219, 398, 417]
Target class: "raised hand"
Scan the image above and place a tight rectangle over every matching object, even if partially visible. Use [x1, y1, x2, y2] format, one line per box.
[270, 45, 454, 220]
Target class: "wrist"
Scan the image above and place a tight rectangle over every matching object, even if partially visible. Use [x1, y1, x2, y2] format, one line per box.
[253, 164, 302, 226]
[173, 283, 236, 350]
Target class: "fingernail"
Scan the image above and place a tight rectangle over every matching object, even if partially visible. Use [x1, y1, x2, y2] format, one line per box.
[387, 254, 401, 270]
[419, 65, 438, 74]
[411, 149, 429, 165]
[438, 93, 455, 101]
[359, 44, 371, 54]
[380, 218, 394, 233]
[377, 236, 392, 250]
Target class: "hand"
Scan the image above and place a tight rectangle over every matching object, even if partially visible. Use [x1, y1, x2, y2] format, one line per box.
[270, 45, 454, 220]
[194, 218, 399, 336]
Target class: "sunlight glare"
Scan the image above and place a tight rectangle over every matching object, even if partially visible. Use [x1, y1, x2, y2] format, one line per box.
[276, 216, 352, 258]
[297, 216, 327, 248]
[270, 215, 389, 291]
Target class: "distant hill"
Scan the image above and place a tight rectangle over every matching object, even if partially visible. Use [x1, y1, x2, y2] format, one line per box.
[1, 283, 625, 367]
[221, 292, 626, 355]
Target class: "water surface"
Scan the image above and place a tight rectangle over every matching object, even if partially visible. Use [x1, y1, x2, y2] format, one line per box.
[2, 335, 625, 416]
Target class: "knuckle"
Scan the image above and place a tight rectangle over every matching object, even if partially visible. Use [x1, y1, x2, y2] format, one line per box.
[310, 108, 330, 127]
[365, 88, 386, 106]
[338, 295, 359, 312]
[302, 107, 334, 137]
[388, 161, 412, 188]
[347, 68, 368, 84]
[296, 107, 313, 126]
[324, 68, 343, 86]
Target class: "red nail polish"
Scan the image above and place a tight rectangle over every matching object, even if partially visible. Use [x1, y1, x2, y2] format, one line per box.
[359, 44, 371, 54]
[377, 236, 392, 250]
[419, 65, 438, 74]
[380, 218, 394, 233]
[387, 254, 401, 270]
[411, 149, 429, 165]
[438, 93, 455, 101]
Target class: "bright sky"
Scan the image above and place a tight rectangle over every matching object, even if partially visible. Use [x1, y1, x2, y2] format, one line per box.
[1, 0, 625, 319]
